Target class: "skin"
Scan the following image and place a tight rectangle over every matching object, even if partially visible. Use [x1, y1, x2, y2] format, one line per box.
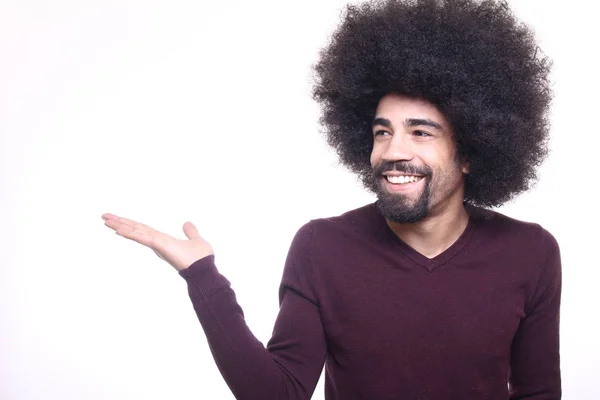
[102, 93, 472, 268]
[371, 93, 470, 258]
[101, 214, 213, 272]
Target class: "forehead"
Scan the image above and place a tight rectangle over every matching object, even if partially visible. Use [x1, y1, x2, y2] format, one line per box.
[375, 93, 449, 125]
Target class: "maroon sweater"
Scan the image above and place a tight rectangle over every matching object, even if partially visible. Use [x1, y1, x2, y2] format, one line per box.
[179, 203, 562, 399]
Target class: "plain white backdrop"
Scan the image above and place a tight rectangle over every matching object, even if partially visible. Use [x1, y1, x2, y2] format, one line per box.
[1, 0, 598, 398]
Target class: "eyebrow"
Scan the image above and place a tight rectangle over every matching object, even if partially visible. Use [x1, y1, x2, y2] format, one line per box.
[372, 117, 444, 131]
[372, 117, 393, 129]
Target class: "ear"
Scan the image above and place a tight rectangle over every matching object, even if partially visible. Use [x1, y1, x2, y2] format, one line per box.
[461, 160, 471, 174]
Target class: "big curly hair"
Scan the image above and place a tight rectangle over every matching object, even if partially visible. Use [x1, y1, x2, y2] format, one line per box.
[312, 0, 552, 208]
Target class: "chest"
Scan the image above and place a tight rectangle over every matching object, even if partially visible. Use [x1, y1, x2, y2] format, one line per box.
[317, 254, 529, 370]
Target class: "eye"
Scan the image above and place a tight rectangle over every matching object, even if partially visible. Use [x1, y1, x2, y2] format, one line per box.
[374, 130, 391, 137]
[413, 130, 432, 137]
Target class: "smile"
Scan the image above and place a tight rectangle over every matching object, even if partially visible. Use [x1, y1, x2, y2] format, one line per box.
[385, 175, 424, 184]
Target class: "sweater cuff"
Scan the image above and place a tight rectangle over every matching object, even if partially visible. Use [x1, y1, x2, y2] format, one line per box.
[178, 255, 230, 299]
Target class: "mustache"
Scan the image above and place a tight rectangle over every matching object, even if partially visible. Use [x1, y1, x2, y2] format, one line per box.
[373, 161, 432, 177]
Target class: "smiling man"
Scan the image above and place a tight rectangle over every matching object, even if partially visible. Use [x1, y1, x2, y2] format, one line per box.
[103, 0, 561, 399]
[370, 94, 471, 258]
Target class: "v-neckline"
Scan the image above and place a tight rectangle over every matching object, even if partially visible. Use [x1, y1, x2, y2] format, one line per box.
[371, 201, 478, 272]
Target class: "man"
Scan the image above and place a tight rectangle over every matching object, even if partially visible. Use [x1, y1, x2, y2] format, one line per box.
[102, 0, 561, 398]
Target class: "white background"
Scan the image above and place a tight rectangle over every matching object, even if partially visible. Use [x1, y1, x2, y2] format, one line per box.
[1, 0, 598, 398]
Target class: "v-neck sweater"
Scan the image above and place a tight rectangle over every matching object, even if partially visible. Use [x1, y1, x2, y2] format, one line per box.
[179, 202, 562, 399]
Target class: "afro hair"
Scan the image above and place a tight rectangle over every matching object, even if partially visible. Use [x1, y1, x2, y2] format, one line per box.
[312, 0, 552, 208]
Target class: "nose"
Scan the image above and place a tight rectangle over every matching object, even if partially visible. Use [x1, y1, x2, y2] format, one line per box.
[381, 132, 414, 162]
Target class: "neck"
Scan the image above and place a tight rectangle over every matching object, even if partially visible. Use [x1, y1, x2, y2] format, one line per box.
[385, 201, 470, 259]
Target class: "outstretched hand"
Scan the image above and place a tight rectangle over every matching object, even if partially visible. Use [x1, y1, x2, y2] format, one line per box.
[102, 213, 214, 271]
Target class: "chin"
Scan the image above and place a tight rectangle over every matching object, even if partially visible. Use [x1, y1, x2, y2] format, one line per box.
[377, 200, 429, 223]
[375, 180, 431, 223]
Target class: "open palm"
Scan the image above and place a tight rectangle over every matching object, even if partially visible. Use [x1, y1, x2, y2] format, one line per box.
[102, 213, 214, 271]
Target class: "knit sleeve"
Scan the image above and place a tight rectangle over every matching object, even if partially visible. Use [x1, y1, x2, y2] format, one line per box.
[179, 222, 327, 400]
[508, 229, 562, 399]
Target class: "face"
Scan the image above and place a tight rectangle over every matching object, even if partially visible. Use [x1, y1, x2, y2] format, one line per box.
[369, 93, 468, 223]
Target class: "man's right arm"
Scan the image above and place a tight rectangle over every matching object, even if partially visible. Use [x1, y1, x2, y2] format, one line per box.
[179, 223, 327, 400]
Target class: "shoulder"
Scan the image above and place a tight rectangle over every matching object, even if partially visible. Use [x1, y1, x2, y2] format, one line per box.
[304, 202, 381, 237]
[288, 202, 382, 251]
[468, 205, 560, 267]
[470, 205, 557, 244]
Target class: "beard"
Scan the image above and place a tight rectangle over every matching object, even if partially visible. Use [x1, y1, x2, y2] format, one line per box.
[368, 161, 433, 224]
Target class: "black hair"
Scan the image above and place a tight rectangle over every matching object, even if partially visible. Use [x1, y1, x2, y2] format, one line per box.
[312, 0, 552, 207]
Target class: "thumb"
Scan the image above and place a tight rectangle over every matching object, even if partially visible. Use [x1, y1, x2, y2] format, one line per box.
[182, 221, 201, 240]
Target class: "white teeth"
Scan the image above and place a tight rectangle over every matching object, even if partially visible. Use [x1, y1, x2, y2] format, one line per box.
[386, 175, 422, 184]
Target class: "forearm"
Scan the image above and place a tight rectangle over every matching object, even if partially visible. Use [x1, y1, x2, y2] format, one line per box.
[180, 255, 326, 400]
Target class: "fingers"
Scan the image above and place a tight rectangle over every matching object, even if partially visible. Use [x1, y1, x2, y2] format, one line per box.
[117, 226, 157, 248]
[102, 214, 151, 230]
[183, 221, 201, 240]
[102, 213, 168, 249]
[102, 213, 200, 250]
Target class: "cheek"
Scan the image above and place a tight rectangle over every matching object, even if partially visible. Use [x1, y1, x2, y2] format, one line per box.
[430, 158, 465, 189]
[418, 148, 441, 171]
[423, 143, 457, 169]
[423, 152, 459, 182]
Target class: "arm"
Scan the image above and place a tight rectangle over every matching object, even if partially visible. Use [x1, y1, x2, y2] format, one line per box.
[179, 223, 327, 400]
[508, 231, 562, 399]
